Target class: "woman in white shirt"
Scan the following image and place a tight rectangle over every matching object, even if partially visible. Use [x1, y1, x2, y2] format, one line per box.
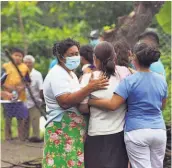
[79, 41, 129, 168]
[42, 38, 108, 168]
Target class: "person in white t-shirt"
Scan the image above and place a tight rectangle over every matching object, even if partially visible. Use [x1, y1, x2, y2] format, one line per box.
[24, 55, 43, 142]
[42, 38, 108, 167]
[79, 41, 130, 168]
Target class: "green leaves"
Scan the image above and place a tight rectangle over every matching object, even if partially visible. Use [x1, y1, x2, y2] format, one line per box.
[156, 1, 171, 34]
[1, 3, 15, 16]
[1, 2, 42, 18]
[156, 2, 171, 123]
[1, 2, 89, 53]
[161, 54, 171, 123]
[1, 1, 134, 54]
[103, 24, 115, 31]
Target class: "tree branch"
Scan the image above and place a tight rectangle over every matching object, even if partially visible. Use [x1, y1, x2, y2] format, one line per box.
[104, 1, 164, 48]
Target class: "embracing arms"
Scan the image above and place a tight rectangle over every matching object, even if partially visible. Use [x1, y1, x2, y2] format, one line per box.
[57, 76, 108, 109]
[88, 94, 125, 111]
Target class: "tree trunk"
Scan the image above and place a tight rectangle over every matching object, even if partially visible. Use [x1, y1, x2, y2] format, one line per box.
[104, 1, 164, 48]
[16, 2, 28, 55]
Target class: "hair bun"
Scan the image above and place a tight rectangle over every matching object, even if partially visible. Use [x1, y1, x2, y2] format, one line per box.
[151, 50, 160, 62]
[146, 48, 160, 62]
[134, 43, 161, 67]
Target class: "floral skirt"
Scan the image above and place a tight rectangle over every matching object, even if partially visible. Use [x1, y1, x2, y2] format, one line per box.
[42, 112, 87, 168]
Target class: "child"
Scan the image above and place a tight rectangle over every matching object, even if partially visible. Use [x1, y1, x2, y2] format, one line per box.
[2, 48, 30, 141]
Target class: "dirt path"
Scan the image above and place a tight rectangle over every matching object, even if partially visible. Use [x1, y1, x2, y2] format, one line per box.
[1, 140, 43, 168]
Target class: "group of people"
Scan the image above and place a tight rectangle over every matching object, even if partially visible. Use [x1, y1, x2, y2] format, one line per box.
[1, 29, 167, 168]
[42, 30, 167, 168]
[1, 49, 43, 142]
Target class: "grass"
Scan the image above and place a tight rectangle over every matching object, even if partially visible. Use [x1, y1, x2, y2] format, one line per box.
[1, 106, 18, 140]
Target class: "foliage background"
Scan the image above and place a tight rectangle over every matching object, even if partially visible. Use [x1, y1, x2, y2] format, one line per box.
[1, 2, 171, 139]
[155, 1, 171, 124]
[1, 1, 133, 77]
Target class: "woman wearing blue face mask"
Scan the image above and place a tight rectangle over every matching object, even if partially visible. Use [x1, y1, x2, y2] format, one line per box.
[42, 38, 108, 167]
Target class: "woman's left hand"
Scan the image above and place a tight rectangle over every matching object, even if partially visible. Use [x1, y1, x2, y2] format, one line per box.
[87, 73, 109, 92]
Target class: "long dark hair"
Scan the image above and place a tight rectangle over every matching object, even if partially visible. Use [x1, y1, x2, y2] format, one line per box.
[94, 41, 116, 78]
[113, 40, 130, 67]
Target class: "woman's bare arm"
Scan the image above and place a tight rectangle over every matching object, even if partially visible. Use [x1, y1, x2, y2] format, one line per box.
[88, 94, 125, 111]
[78, 104, 90, 114]
[56, 77, 108, 109]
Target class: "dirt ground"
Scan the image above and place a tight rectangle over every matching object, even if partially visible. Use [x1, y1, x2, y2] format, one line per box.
[1, 139, 43, 168]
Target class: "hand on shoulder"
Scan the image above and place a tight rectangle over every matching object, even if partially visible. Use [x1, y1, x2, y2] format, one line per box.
[83, 67, 92, 74]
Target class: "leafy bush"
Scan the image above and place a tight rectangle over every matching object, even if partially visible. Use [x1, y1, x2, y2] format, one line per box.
[161, 54, 171, 123]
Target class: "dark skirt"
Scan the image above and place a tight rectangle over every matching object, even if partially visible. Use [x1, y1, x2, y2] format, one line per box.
[84, 131, 129, 168]
[3, 102, 28, 119]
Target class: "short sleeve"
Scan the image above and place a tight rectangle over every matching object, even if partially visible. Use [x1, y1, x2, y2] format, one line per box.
[80, 73, 91, 88]
[37, 72, 43, 90]
[115, 65, 131, 81]
[114, 78, 130, 100]
[50, 74, 71, 98]
[79, 73, 91, 104]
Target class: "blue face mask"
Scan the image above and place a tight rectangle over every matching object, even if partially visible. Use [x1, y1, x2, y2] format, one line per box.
[63, 56, 81, 70]
[90, 39, 100, 47]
